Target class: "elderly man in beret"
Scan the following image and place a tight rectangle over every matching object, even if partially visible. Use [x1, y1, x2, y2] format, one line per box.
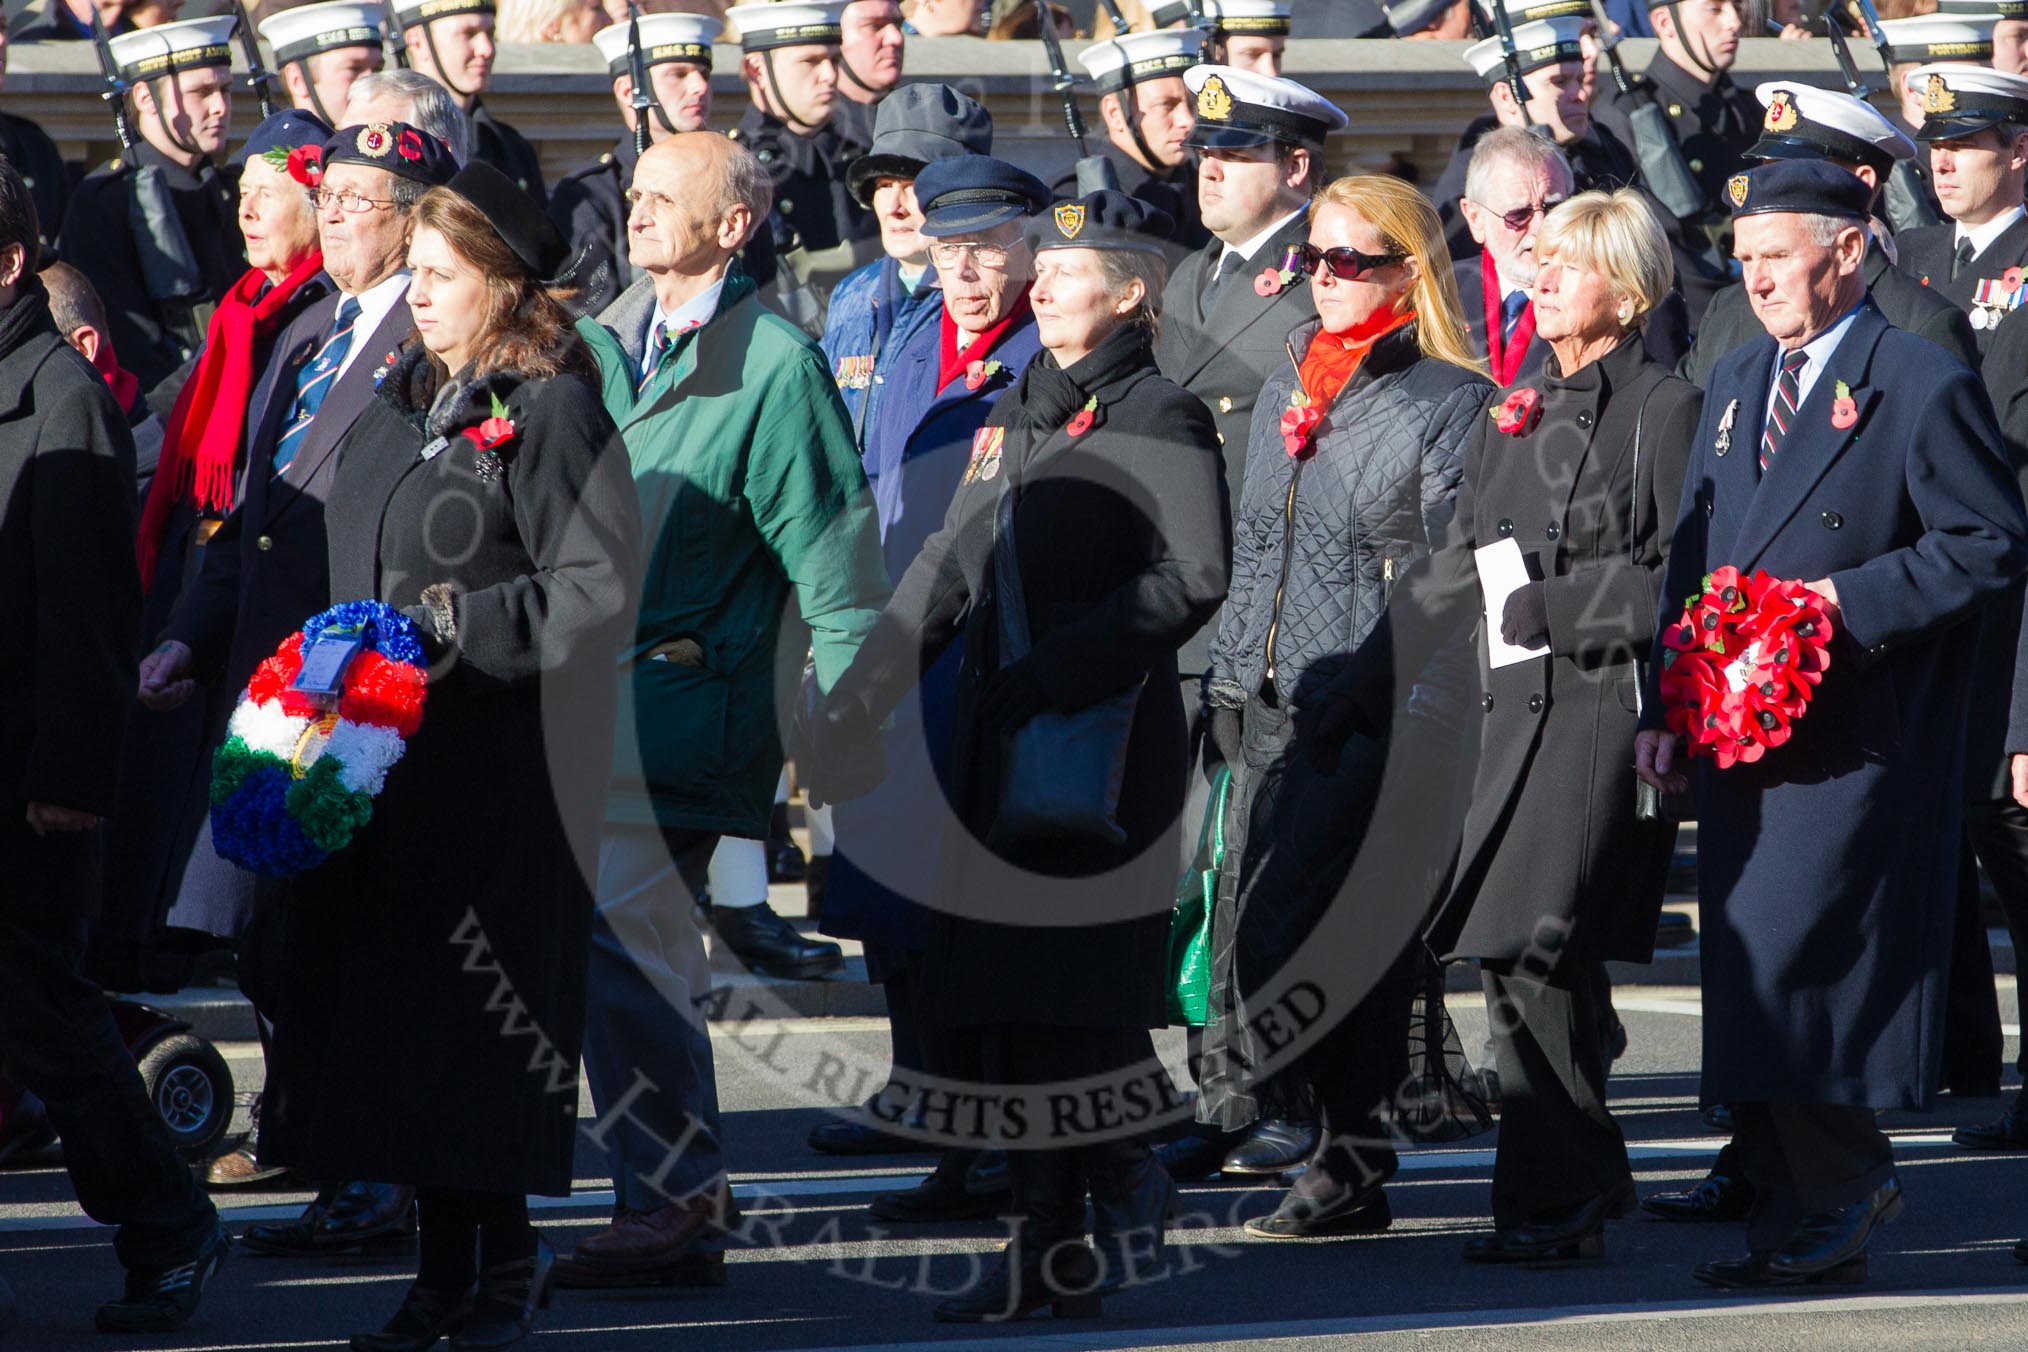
[1637, 158, 2028, 1289]
[139, 121, 461, 1261]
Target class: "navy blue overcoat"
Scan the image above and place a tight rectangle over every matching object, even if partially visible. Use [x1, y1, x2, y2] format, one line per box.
[1650, 299, 2028, 1111]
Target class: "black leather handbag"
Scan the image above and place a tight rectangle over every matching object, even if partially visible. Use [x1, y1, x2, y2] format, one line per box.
[987, 484, 1142, 851]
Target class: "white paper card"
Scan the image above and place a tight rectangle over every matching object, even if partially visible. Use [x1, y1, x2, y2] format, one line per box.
[1476, 538, 1549, 669]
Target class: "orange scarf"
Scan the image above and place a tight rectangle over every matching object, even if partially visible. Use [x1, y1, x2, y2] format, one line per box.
[1297, 307, 1419, 411]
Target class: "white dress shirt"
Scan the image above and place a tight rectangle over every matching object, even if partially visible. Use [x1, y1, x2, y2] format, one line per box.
[330, 269, 411, 386]
[1957, 203, 2026, 263]
[1767, 301, 1863, 417]
[647, 275, 728, 353]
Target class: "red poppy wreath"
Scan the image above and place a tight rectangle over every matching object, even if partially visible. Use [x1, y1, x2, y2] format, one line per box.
[1658, 566, 1835, 768]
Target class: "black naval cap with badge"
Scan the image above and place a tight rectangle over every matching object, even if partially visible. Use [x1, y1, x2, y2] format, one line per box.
[1747, 82, 1916, 176]
[1724, 158, 1875, 223]
[1029, 190, 1176, 254]
[1182, 64, 1348, 152]
[914, 155, 1051, 237]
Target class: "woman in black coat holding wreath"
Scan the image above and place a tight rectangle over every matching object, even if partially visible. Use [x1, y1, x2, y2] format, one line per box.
[262, 161, 641, 1351]
[1341, 189, 1699, 1265]
[813, 189, 1231, 1323]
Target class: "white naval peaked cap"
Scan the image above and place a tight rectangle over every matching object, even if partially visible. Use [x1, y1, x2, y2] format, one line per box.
[1750, 81, 1916, 166]
[259, 2, 386, 66]
[1205, 0, 1293, 35]
[725, 1, 847, 52]
[1183, 64, 1347, 150]
[591, 12, 722, 77]
[1877, 13, 1999, 64]
[1078, 29, 1203, 92]
[1464, 15, 1589, 84]
[108, 14, 237, 81]
[1909, 62, 2028, 139]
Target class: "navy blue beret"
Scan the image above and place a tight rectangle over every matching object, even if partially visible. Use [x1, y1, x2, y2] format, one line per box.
[915, 154, 1052, 237]
[1028, 190, 1174, 255]
[238, 108, 333, 169]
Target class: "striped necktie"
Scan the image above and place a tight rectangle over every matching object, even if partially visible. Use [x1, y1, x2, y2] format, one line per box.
[1759, 346, 1808, 476]
[637, 318, 700, 394]
[273, 296, 361, 477]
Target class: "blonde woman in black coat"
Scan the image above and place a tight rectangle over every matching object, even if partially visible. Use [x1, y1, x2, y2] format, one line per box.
[1343, 189, 1699, 1264]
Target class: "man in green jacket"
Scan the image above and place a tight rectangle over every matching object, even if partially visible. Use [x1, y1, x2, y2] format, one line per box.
[562, 131, 890, 1290]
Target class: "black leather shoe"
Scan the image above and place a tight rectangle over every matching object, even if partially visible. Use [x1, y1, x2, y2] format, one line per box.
[1153, 1129, 1242, 1183]
[870, 1155, 1004, 1223]
[319, 1182, 419, 1250]
[1087, 1144, 1175, 1291]
[966, 1150, 1010, 1197]
[709, 902, 844, 979]
[1641, 1171, 1755, 1223]
[1221, 1119, 1319, 1176]
[1766, 1177, 1902, 1278]
[1954, 1105, 2028, 1150]
[1702, 1103, 1734, 1133]
[350, 1281, 475, 1351]
[1693, 1249, 1866, 1289]
[95, 1220, 229, 1333]
[2014, 1237, 2028, 1264]
[1245, 1179, 1391, 1239]
[807, 1114, 925, 1156]
[243, 1187, 337, 1255]
[932, 1238, 1100, 1323]
[449, 1238, 553, 1350]
[0, 1093, 56, 1167]
[554, 1249, 725, 1289]
[1462, 1190, 1622, 1264]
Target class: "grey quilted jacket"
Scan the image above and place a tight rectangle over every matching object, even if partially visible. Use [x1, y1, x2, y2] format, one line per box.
[1207, 320, 1493, 713]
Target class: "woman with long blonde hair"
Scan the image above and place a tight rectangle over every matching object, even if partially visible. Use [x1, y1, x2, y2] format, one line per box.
[1195, 173, 1494, 1239]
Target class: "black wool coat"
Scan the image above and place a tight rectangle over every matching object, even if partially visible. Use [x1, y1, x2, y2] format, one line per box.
[1156, 210, 1317, 676]
[1365, 336, 1698, 965]
[261, 348, 642, 1194]
[1971, 305, 2028, 798]
[841, 331, 1231, 1031]
[470, 99, 548, 207]
[0, 286, 141, 922]
[1651, 301, 2027, 1110]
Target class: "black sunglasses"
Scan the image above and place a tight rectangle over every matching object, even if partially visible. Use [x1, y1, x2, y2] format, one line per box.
[1481, 196, 1569, 233]
[1298, 242, 1408, 281]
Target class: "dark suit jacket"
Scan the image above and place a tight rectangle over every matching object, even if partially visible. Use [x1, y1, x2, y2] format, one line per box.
[1155, 209, 1315, 674]
[1897, 214, 2028, 354]
[163, 290, 415, 698]
[1453, 253, 1690, 383]
[1679, 244, 1978, 388]
[1650, 299, 2027, 1109]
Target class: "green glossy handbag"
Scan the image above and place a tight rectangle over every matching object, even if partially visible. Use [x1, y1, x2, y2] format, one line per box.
[1166, 763, 1231, 1027]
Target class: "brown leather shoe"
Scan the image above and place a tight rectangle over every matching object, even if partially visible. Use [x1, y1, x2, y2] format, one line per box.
[568, 1181, 738, 1277]
[204, 1145, 293, 1189]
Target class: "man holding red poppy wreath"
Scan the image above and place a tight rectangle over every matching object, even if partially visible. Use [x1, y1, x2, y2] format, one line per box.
[1636, 157, 2028, 1288]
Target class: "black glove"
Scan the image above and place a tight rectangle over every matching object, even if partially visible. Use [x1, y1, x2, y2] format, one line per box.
[981, 660, 1052, 735]
[1204, 705, 1243, 777]
[805, 689, 889, 809]
[1307, 689, 1378, 776]
[1500, 580, 1551, 651]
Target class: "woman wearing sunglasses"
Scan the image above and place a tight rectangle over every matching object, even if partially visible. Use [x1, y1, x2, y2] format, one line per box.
[1196, 174, 1494, 1239]
[1336, 189, 1699, 1264]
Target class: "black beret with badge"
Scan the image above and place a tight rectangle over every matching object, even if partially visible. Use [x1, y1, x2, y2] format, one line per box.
[324, 121, 460, 185]
[1029, 189, 1175, 255]
[1725, 158, 1874, 222]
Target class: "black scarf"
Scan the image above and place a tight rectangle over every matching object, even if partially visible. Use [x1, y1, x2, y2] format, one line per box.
[1007, 321, 1153, 432]
[0, 275, 54, 364]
